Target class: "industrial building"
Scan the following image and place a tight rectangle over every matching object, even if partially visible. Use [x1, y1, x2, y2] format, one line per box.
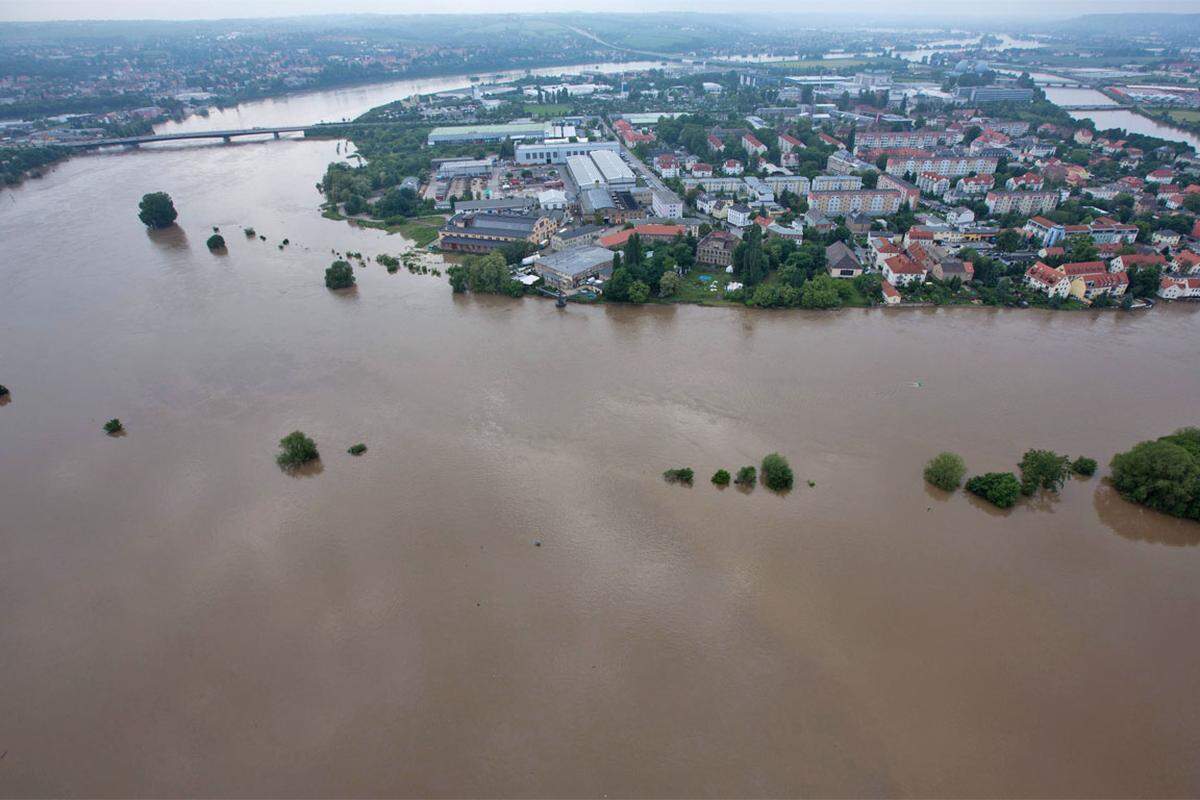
[533, 246, 615, 290]
[516, 140, 620, 165]
[566, 154, 606, 190]
[588, 150, 636, 190]
[426, 122, 550, 145]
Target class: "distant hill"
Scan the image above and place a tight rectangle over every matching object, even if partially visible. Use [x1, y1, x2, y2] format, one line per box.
[1053, 13, 1200, 40]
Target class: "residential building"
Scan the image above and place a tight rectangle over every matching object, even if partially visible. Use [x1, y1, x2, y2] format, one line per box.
[778, 133, 805, 153]
[653, 153, 680, 178]
[727, 204, 754, 228]
[651, 189, 683, 219]
[885, 152, 998, 177]
[722, 159, 744, 176]
[877, 173, 920, 208]
[1024, 262, 1071, 298]
[1158, 276, 1200, 299]
[812, 175, 863, 191]
[854, 128, 958, 152]
[742, 133, 768, 157]
[882, 253, 926, 286]
[880, 279, 902, 304]
[1006, 171, 1044, 191]
[985, 190, 1059, 216]
[808, 189, 904, 216]
[917, 172, 951, 195]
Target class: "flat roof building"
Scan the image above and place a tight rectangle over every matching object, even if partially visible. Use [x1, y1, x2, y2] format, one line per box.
[427, 121, 549, 145]
[533, 246, 615, 290]
[566, 154, 605, 190]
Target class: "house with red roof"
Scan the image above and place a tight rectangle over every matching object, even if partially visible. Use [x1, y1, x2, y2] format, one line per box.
[722, 159, 743, 176]
[880, 279, 902, 305]
[1005, 171, 1044, 191]
[1172, 249, 1200, 275]
[1025, 262, 1071, 298]
[778, 133, 805, 153]
[598, 224, 685, 249]
[742, 133, 767, 157]
[1147, 168, 1176, 184]
[690, 162, 713, 178]
[882, 253, 926, 286]
[653, 153, 680, 178]
[1159, 276, 1200, 299]
[1110, 253, 1167, 273]
[958, 173, 995, 195]
[707, 134, 725, 153]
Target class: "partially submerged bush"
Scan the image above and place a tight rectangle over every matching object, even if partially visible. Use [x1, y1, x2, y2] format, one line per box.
[734, 465, 757, 487]
[244, 227, 256, 237]
[0, 384, 8, 397]
[206, 234, 226, 250]
[711, 469, 731, 486]
[663, 467, 694, 484]
[1071, 456, 1097, 476]
[761, 452, 794, 491]
[966, 472, 1022, 509]
[103, 418, 123, 435]
[347, 443, 367, 456]
[276, 430, 319, 468]
[924, 452, 966, 491]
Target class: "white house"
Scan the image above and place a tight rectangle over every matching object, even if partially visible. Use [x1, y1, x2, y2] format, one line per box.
[882, 254, 926, 286]
[726, 204, 754, 228]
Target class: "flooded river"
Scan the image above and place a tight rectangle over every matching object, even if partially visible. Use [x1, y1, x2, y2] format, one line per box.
[2, 83, 1200, 798]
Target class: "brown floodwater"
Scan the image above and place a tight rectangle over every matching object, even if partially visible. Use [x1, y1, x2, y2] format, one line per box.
[3, 134, 1200, 798]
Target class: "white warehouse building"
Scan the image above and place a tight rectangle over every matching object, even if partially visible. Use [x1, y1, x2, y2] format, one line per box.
[516, 140, 621, 165]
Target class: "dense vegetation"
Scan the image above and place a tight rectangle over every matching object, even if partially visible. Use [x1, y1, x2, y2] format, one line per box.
[447, 252, 525, 297]
[0, 145, 69, 186]
[711, 469, 731, 486]
[137, 192, 178, 229]
[276, 431, 319, 469]
[924, 452, 966, 492]
[1110, 428, 1200, 521]
[1071, 456, 1098, 477]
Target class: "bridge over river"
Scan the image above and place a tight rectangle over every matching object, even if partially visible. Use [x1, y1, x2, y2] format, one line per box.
[58, 122, 392, 149]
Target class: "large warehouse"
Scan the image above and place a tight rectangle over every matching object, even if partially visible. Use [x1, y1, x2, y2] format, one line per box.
[515, 139, 621, 165]
[533, 246, 615, 290]
[426, 121, 551, 145]
[566, 154, 605, 190]
[588, 149, 636, 190]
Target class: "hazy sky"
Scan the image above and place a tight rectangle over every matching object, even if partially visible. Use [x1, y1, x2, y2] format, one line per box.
[3, 0, 1200, 21]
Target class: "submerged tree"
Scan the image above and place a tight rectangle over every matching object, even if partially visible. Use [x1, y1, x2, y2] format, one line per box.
[325, 259, 356, 290]
[138, 192, 178, 229]
[276, 431, 319, 468]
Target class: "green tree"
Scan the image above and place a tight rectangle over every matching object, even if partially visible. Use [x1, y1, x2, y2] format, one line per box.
[761, 453, 794, 491]
[800, 274, 843, 309]
[924, 452, 966, 491]
[138, 191, 177, 228]
[994, 229, 1023, 252]
[276, 431, 319, 469]
[103, 418, 124, 435]
[658, 271, 682, 297]
[711, 469, 731, 486]
[966, 472, 1022, 509]
[605, 267, 634, 301]
[1018, 449, 1071, 496]
[206, 234, 226, 251]
[348, 443, 368, 456]
[325, 259, 356, 290]
[628, 280, 651, 304]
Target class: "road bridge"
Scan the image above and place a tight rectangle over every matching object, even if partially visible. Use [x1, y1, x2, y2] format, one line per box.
[57, 122, 392, 149]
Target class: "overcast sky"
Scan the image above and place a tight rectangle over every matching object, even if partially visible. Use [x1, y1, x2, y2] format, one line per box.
[2, 0, 1199, 22]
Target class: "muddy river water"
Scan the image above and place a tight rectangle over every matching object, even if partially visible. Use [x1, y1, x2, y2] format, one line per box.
[2, 82, 1200, 797]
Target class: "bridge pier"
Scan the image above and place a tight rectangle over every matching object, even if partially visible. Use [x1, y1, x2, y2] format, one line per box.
[273, 131, 281, 140]
[223, 135, 232, 143]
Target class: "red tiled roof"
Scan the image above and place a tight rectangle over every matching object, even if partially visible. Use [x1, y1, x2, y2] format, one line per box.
[881, 279, 900, 298]
[1060, 261, 1107, 277]
[1026, 262, 1067, 287]
[599, 224, 685, 248]
[885, 254, 925, 275]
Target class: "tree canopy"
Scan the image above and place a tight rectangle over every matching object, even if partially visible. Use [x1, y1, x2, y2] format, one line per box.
[138, 192, 177, 229]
